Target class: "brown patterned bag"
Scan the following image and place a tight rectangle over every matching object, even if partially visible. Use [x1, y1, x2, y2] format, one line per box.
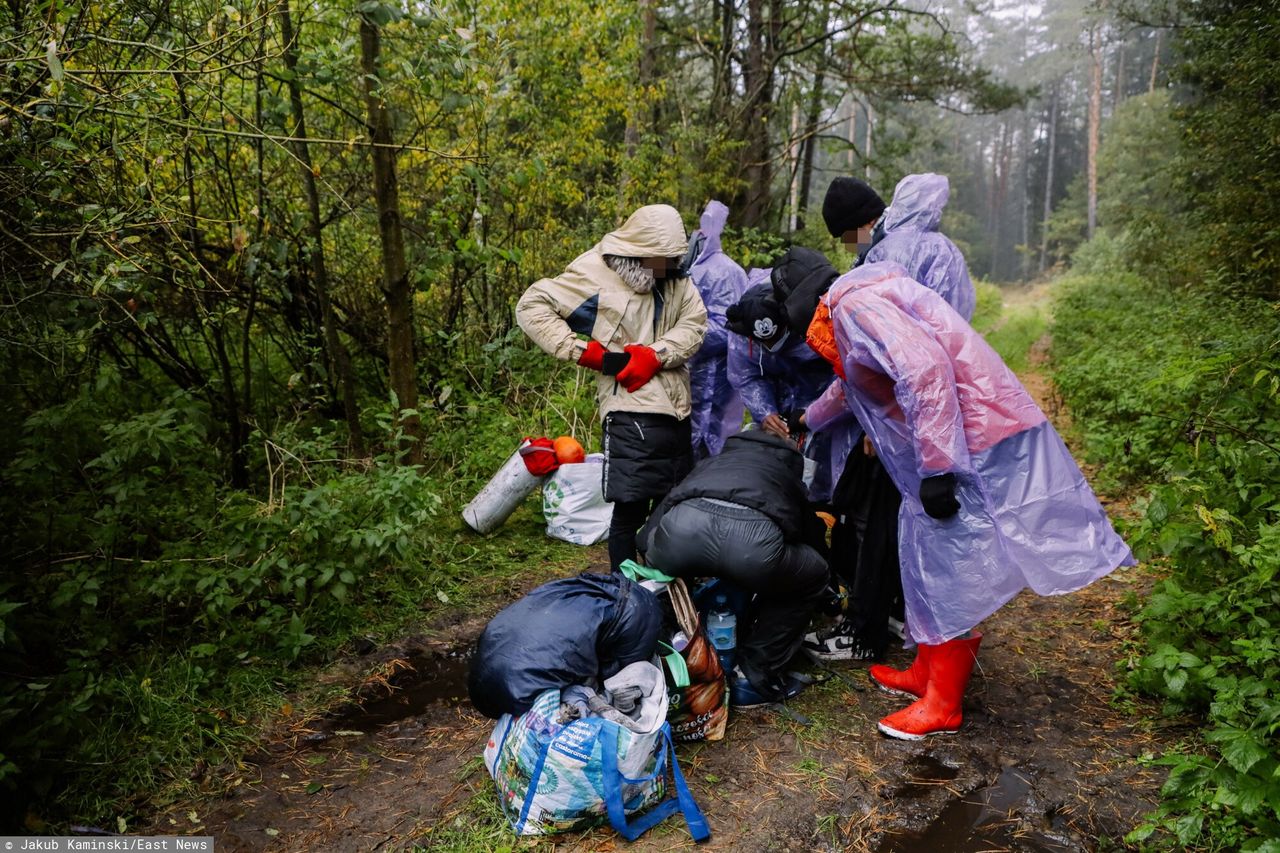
[662, 579, 729, 742]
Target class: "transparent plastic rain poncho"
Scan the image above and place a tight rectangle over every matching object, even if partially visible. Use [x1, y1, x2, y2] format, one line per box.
[687, 201, 748, 459]
[727, 321, 840, 502]
[863, 173, 976, 322]
[810, 262, 1134, 644]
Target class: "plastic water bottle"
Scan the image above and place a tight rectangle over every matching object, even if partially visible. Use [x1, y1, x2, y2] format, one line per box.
[706, 595, 737, 674]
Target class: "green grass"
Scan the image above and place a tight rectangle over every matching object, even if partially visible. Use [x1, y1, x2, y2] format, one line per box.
[984, 306, 1048, 374]
[408, 787, 520, 852]
[970, 280, 1049, 374]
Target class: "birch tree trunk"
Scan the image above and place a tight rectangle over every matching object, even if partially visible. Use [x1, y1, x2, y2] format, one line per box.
[1149, 29, 1162, 93]
[1113, 42, 1126, 110]
[863, 100, 874, 181]
[847, 96, 857, 172]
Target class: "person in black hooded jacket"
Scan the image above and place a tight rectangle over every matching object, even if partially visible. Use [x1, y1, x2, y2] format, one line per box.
[639, 431, 830, 708]
[723, 248, 843, 505]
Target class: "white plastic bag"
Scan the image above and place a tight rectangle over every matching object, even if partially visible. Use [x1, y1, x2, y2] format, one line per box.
[543, 454, 612, 545]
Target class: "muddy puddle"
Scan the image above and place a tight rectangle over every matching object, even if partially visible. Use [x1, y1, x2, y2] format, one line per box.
[324, 649, 473, 734]
[882, 766, 1076, 853]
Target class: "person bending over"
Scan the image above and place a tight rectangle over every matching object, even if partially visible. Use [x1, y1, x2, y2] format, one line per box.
[640, 431, 830, 708]
[804, 260, 1134, 740]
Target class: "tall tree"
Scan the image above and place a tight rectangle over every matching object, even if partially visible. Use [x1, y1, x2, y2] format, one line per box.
[1087, 22, 1102, 238]
[359, 9, 422, 461]
[1039, 80, 1060, 272]
[279, 1, 365, 454]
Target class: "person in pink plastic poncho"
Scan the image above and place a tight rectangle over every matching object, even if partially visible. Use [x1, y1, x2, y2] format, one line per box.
[802, 260, 1135, 740]
[805, 173, 978, 663]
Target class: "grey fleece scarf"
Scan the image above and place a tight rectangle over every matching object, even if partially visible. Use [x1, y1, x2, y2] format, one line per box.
[604, 254, 656, 294]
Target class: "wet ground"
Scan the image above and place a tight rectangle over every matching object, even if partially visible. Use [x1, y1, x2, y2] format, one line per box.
[155, 330, 1171, 850]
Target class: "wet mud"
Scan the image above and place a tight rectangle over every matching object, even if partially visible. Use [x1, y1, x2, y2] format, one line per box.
[324, 650, 474, 734]
[165, 568, 1163, 852]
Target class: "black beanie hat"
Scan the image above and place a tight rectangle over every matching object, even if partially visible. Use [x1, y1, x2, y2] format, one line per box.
[822, 177, 886, 239]
[726, 284, 789, 351]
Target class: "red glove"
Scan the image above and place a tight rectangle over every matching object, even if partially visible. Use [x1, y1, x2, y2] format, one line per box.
[518, 436, 559, 476]
[577, 340, 606, 371]
[616, 344, 662, 393]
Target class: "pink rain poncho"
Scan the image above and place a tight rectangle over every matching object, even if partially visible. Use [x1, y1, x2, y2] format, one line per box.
[687, 201, 748, 458]
[805, 262, 1134, 644]
[864, 173, 976, 322]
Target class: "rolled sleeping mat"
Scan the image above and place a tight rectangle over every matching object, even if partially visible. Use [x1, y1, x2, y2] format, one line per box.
[462, 441, 548, 534]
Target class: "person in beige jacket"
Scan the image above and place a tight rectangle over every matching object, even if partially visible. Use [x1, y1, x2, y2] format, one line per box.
[516, 204, 708, 569]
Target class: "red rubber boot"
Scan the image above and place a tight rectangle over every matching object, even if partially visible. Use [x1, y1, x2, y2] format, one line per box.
[877, 633, 982, 740]
[869, 644, 933, 699]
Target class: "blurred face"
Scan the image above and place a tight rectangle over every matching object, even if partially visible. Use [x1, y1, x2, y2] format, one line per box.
[841, 220, 878, 252]
[640, 256, 681, 281]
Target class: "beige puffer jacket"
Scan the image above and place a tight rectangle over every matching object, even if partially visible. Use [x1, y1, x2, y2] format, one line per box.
[516, 205, 708, 420]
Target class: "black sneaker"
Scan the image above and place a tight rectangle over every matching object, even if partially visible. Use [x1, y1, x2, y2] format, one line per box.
[729, 668, 808, 709]
[803, 622, 879, 662]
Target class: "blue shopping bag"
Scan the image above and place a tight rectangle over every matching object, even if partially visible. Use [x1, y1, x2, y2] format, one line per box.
[484, 688, 710, 841]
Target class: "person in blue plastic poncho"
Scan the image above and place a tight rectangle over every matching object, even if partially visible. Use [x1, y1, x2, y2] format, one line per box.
[804, 174, 977, 664]
[685, 201, 748, 460]
[822, 173, 976, 320]
[724, 281, 838, 504]
[802, 260, 1135, 740]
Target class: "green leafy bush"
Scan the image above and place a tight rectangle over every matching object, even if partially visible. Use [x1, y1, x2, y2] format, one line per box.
[1053, 272, 1280, 849]
[0, 388, 455, 822]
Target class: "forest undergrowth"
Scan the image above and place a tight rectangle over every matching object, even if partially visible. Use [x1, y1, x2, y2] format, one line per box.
[1052, 267, 1280, 850]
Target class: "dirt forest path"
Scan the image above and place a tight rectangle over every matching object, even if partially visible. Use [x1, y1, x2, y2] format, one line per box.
[166, 282, 1171, 852]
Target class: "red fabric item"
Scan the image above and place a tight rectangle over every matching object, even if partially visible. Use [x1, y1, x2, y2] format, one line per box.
[877, 634, 982, 740]
[577, 340, 606, 371]
[518, 436, 560, 476]
[615, 344, 662, 393]
[805, 301, 845, 380]
[869, 644, 933, 700]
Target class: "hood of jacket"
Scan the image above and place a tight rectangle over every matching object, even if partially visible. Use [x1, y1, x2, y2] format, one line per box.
[598, 204, 690, 259]
[719, 429, 805, 480]
[881, 173, 949, 234]
[771, 246, 840, 338]
[692, 200, 728, 262]
[825, 260, 912, 307]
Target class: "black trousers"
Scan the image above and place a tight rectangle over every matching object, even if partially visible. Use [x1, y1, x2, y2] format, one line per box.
[830, 446, 903, 656]
[603, 412, 693, 571]
[645, 497, 830, 691]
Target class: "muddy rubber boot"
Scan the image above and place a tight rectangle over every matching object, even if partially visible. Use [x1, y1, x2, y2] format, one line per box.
[868, 643, 934, 699]
[877, 633, 982, 740]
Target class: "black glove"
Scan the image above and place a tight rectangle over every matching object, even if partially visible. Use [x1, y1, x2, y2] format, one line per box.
[919, 473, 960, 519]
[601, 351, 632, 376]
[784, 408, 808, 435]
